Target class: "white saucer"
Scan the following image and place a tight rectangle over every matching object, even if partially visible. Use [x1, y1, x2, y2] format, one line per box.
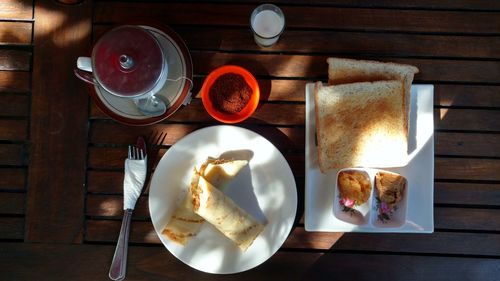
[91, 24, 193, 125]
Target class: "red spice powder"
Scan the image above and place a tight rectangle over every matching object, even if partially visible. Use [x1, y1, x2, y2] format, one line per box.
[209, 73, 252, 114]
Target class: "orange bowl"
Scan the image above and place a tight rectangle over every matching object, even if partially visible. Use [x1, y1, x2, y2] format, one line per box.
[201, 65, 260, 123]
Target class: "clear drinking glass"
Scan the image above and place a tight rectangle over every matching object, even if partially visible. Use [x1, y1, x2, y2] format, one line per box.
[250, 4, 285, 47]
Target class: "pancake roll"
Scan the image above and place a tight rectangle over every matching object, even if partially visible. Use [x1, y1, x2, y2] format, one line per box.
[162, 158, 249, 245]
[191, 172, 265, 251]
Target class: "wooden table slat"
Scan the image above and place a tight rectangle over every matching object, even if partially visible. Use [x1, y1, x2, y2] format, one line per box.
[87, 170, 125, 194]
[87, 147, 500, 180]
[0, 0, 33, 20]
[0, 242, 321, 281]
[92, 101, 500, 132]
[0, 71, 30, 93]
[436, 108, 500, 132]
[0, 120, 28, 141]
[85, 190, 500, 231]
[436, 207, 500, 231]
[86, 172, 500, 207]
[0, 192, 25, 215]
[435, 182, 500, 206]
[0, 22, 32, 45]
[86, 194, 149, 219]
[435, 85, 500, 108]
[306, 253, 500, 281]
[25, 0, 92, 243]
[94, 3, 500, 34]
[435, 158, 500, 181]
[181, 0, 500, 10]
[185, 29, 500, 59]
[85, 219, 500, 257]
[330, 231, 500, 256]
[86, 219, 160, 244]
[166, 101, 304, 126]
[435, 132, 500, 158]
[0, 144, 26, 166]
[0, 168, 26, 191]
[88, 82, 500, 107]
[292, 228, 500, 256]
[89, 121, 500, 158]
[0, 94, 30, 117]
[94, 25, 500, 59]
[87, 129, 500, 168]
[0, 49, 31, 71]
[0, 217, 24, 240]
[191, 52, 500, 84]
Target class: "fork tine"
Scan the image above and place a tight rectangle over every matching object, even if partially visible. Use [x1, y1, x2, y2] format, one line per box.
[128, 145, 132, 159]
[149, 131, 167, 148]
[157, 131, 167, 146]
[137, 147, 143, 160]
[134, 147, 139, 160]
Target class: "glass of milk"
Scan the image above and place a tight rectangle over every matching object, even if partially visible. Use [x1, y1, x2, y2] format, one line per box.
[250, 4, 285, 47]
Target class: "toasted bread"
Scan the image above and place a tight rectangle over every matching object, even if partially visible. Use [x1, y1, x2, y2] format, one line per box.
[314, 81, 407, 171]
[326, 57, 418, 138]
[327, 57, 419, 86]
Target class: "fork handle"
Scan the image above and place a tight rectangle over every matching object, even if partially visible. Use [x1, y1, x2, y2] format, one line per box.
[109, 209, 133, 281]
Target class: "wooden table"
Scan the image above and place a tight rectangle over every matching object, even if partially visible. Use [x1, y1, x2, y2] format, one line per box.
[1, 0, 499, 280]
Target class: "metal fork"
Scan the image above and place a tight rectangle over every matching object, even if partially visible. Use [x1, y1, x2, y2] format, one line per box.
[143, 131, 167, 192]
[148, 130, 167, 150]
[109, 141, 147, 281]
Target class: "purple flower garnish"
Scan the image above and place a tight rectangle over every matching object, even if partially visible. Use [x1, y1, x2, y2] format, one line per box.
[380, 201, 392, 213]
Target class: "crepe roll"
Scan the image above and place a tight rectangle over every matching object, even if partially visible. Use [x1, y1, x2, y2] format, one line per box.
[204, 158, 249, 189]
[192, 175, 265, 251]
[161, 165, 207, 245]
[162, 158, 248, 245]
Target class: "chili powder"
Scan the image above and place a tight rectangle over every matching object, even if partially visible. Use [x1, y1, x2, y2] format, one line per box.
[209, 73, 252, 114]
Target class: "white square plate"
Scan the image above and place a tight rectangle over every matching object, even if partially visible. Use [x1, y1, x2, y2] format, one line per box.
[304, 83, 434, 233]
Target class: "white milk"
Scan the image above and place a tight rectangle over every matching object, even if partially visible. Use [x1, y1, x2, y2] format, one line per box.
[251, 10, 284, 46]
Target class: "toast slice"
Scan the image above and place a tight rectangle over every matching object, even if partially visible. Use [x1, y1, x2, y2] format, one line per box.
[314, 81, 407, 171]
[326, 57, 418, 139]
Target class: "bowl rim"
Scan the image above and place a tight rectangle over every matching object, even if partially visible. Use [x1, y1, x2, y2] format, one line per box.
[201, 65, 260, 123]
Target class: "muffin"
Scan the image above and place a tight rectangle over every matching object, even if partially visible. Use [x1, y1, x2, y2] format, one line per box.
[375, 171, 406, 208]
[337, 170, 371, 205]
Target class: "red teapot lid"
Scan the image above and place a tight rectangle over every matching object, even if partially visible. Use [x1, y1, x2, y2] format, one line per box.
[92, 25, 164, 97]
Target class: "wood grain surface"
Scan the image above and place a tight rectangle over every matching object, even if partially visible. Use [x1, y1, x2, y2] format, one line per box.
[25, 0, 91, 243]
[0, 0, 499, 280]
[0, 0, 32, 244]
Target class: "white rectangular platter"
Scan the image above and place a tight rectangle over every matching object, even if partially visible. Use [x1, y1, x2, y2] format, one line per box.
[304, 83, 434, 233]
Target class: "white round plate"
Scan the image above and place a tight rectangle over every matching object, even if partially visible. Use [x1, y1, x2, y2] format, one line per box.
[149, 125, 297, 274]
